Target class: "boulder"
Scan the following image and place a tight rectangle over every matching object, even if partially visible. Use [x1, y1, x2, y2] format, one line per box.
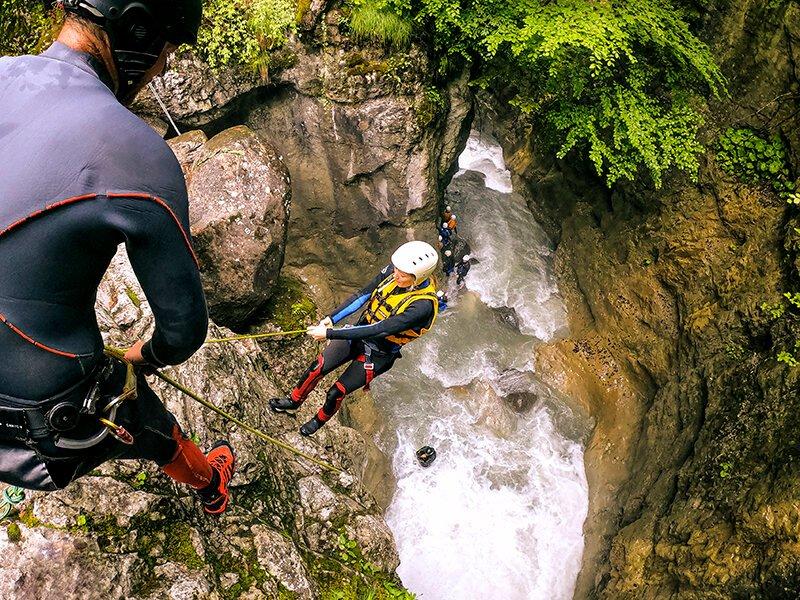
[168, 126, 291, 327]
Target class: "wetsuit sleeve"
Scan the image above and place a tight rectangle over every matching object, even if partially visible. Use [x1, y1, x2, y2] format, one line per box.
[112, 197, 208, 366]
[329, 264, 393, 324]
[326, 299, 434, 341]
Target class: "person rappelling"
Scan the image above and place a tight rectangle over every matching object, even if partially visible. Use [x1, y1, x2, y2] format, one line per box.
[0, 0, 235, 514]
[270, 241, 440, 436]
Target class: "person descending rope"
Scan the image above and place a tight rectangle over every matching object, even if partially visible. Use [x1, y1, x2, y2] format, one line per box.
[0, 0, 235, 514]
[270, 241, 440, 436]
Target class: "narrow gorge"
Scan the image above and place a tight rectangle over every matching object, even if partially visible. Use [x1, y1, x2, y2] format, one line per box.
[2, 0, 800, 599]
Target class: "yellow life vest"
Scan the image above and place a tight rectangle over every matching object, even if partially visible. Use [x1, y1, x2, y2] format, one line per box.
[362, 275, 438, 346]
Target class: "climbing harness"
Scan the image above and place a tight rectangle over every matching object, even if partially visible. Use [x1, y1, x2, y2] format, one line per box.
[104, 346, 341, 473]
[54, 355, 138, 450]
[0, 486, 25, 520]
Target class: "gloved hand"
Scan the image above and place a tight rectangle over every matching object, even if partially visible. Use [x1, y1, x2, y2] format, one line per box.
[319, 316, 333, 328]
[307, 323, 328, 341]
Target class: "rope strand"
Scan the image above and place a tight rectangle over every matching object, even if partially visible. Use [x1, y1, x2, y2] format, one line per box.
[105, 346, 341, 473]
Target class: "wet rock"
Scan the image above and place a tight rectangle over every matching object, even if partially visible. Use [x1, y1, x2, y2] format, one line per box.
[492, 306, 521, 331]
[252, 525, 315, 599]
[168, 126, 291, 327]
[488, 2, 800, 595]
[131, 51, 264, 129]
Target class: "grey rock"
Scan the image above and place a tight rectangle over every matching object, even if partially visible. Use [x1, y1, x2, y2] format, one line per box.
[170, 125, 291, 327]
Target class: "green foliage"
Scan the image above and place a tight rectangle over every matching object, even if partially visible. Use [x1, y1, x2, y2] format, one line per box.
[350, 0, 725, 188]
[414, 85, 447, 127]
[719, 461, 733, 478]
[0, 0, 58, 56]
[716, 127, 794, 194]
[194, 0, 296, 73]
[760, 293, 800, 366]
[349, 0, 413, 48]
[132, 472, 148, 489]
[777, 348, 799, 367]
[761, 300, 786, 321]
[319, 532, 416, 600]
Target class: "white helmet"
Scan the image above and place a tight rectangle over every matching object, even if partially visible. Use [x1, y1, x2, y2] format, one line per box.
[392, 241, 439, 284]
[446, 205, 451, 211]
[462, 254, 471, 262]
[444, 250, 452, 256]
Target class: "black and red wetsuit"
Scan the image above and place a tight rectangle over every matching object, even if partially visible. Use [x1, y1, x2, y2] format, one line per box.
[290, 264, 435, 423]
[0, 42, 210, 490]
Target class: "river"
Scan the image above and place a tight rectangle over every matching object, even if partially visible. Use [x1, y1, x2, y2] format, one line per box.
[369, 131, 590, 600]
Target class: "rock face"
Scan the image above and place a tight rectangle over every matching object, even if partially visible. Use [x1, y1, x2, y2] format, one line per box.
[168, 126, 291, 328]
[134, 1, 473, 297]
[488, 2, 800, 598]
[0, 249, 403, 599]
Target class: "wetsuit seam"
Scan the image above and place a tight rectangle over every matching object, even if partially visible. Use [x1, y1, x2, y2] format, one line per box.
[0, 313, 95, 359]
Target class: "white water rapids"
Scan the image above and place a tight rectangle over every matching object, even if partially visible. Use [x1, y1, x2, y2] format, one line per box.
[369, 131, 590, 599]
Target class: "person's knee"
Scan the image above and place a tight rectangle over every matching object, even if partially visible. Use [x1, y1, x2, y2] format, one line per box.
[321, 381, 348, 418]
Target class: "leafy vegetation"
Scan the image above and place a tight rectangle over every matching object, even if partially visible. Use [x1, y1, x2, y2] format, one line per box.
[194, 0, 296, 74]
[346, 0, 726, 188]
[716, 127, 794, 194]
[318, 532, 416, 600]
[760, 292, 800, 366]
[0, 0, 59, 56]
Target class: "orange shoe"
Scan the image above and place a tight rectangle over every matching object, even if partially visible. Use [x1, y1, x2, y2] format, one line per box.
[197, 441, 236, 515]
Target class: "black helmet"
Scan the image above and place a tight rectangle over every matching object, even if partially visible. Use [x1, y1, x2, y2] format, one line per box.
[59, 0, 202, 98]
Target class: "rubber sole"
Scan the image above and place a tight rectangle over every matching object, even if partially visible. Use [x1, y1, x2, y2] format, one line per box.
[203, 440, 236, 516]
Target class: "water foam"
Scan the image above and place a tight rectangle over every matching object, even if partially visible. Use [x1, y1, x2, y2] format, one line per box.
[371, 130, 588, 600]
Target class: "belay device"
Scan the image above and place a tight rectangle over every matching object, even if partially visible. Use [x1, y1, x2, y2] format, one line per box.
[416, 446, 436, 467]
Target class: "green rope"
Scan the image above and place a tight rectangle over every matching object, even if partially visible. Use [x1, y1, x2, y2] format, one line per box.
[0, 486, 25, 520]
[105, 346, 341, 474]
[205, 329, 307, 344]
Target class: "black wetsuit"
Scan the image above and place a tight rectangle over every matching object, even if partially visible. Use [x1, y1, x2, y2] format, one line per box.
[0, 43, 207, 490]
[290, 264, 435, 422]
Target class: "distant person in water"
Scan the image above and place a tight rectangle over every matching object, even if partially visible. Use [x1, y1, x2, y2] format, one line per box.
[456, 255, 472, 285]
[436, 290, 449, 312]
[442, 249, 455, 275]
[270, 242, 440, 436]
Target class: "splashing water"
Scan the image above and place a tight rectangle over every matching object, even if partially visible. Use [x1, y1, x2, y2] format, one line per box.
[370, 131, 589, 600]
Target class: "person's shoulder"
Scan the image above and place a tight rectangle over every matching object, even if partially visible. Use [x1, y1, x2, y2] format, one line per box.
[94, 105, 185, 199]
